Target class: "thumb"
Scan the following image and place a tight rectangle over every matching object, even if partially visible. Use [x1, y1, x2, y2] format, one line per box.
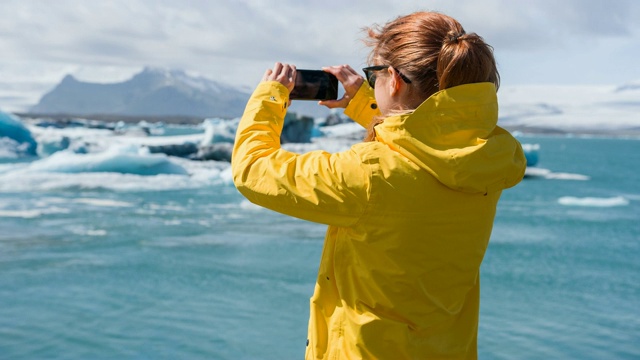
[319, 93, 351, 109]
[319, 99, 347, 109]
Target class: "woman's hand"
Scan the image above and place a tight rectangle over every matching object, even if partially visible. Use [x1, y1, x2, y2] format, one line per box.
[263, 62, 297, 93]
[319, 65, 364, 109]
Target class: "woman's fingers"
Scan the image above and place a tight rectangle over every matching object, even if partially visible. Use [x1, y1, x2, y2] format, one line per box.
[324, 65, 358, 81]
[262, 68, 273, 82]
[272, 62, 283, 80]
[319, 65, 364, 109]
[264, 62, 296, 92]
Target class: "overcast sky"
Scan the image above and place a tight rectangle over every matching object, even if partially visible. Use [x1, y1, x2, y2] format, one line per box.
[1, 0, 639, 108]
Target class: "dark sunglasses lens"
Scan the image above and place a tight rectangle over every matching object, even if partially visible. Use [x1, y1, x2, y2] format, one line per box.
[364, 66, 388, 88]
[366, 72, 376, 88]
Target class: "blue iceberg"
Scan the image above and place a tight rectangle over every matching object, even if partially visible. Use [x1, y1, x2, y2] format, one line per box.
[37, 135, 71, 157]
[0, 111, 37, 156]
[201, 118, 238, 145]
[521, 143, 539, 167]
[27, 145, 188, 176]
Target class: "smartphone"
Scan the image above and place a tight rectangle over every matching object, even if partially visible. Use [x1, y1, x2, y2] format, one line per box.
[289, 69, 338, 101]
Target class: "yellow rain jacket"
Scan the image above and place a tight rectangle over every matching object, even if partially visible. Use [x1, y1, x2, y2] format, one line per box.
[232, 81, 526, 359]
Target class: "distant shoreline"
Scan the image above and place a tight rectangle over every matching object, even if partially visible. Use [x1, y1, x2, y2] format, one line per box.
[14, 112, 211, 125]
[503, 125, 640, 139]
[13, 111, 640, 139]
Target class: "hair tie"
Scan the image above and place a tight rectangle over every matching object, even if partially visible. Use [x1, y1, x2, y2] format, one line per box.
[448, 32, 466, 43]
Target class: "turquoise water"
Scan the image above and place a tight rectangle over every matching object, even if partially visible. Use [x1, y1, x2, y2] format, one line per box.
[1, 136, 639, 359]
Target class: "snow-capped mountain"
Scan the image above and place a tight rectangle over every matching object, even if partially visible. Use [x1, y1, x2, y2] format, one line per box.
[30, 67, 251, 118]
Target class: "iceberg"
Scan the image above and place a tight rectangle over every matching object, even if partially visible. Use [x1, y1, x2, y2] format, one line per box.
[136, 118, 236, 161]
[36, 133, 71, 157]
[0, 137, 30, 159]
[27, 144, 188, 176]
[558, 196, 629, 207]
[201, 118, 238, 146]
[281, 113, 314, 143]
[0, 111, 37, 156]
[521, 143, 540, 167]
[524, 167, 590, 181]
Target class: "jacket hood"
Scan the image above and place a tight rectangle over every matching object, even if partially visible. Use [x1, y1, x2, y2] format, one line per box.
[374, 82, 526, 194]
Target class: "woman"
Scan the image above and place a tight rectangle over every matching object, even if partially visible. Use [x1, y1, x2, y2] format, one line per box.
[232, 11, 526, 359]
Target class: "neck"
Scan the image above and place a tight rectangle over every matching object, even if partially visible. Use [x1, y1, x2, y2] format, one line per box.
[390, 89, 426, 113]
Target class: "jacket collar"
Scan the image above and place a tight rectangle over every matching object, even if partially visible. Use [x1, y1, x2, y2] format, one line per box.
[374, 82, 525, 193]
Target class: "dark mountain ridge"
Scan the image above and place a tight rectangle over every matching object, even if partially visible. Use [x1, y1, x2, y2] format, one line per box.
[30, 67, 252, 118]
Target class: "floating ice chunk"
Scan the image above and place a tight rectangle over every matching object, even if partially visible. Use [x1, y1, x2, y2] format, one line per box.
[26, 144, 188, 175]
[66, 225, 108, 236]
[36, 132, 71, 156]
[0, 165, 230, 192]
[524, 167, 590, 181]
[521, 143, 539, 167]
[558, 196, 629, 207]
[0, 207, 71, 218]
[0, 137, 24, 158]
[201, 118, 238, 146]
[73, 198, 135, 207]
[0, 209, 43, 218]
[544, 172, 590, 181]
[0, 111, 37, 156]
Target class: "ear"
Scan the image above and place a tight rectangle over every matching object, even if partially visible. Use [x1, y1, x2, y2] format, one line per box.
[387, 67, 401, 96]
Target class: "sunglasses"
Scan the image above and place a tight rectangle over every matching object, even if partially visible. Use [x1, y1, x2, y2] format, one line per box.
[362, 65, 412, 88]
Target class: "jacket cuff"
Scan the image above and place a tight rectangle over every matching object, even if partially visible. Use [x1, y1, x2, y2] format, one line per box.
[344, 82, 381, 128]
[246, 81, 290, 121]
[234, 80, 291, 149]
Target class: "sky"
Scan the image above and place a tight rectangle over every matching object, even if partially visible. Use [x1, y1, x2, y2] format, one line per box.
[1, 0, 639, 111]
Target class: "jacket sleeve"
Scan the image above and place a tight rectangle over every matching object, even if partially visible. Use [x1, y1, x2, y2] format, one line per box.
[231, 81, 370, 227]
[344, 82, 381, 128]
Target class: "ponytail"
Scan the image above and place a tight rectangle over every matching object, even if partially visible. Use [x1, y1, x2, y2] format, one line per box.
[438, 30, 500, 91]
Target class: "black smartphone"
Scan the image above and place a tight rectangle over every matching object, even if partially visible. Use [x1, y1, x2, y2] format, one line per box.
[289, 69, 338, 101]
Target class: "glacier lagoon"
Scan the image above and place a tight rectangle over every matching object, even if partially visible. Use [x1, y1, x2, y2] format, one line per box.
[0, 112, 639, 359]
